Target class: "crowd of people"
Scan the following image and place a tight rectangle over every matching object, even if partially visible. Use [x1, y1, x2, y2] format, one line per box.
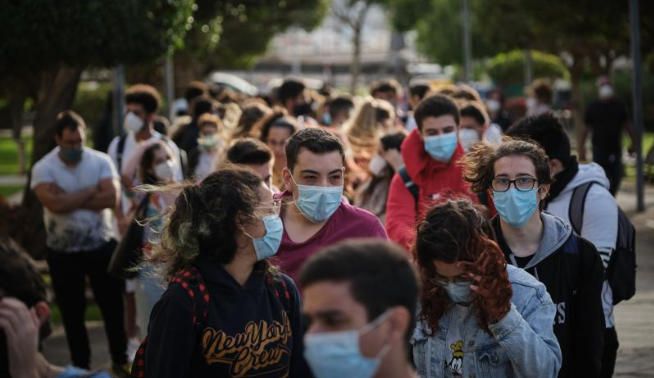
[0, 76, 635, 378]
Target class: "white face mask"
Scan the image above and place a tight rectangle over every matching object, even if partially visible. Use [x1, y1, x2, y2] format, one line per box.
[459, 128, 481, 152]
[368, 154, 387, 177]
[124, 112, 144, 133]
[153, 160, 175, 182]
[599, 85, 614, 99]
[486, 99, 500, 113]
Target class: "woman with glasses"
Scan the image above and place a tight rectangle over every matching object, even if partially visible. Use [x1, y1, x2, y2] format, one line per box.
[411, 199, 561, 378]
[462, 139, 605, 378]
[132, 166, 309, 377]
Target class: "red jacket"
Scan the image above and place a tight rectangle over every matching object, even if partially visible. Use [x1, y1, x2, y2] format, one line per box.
[385, 129, 474, 251]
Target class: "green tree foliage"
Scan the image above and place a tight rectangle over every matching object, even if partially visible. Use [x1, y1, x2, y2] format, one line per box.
[181, 0, 328, 71]
[0, 1, 195, 77]
[487, 50, 570, 87]
[0, 0, 195, 258]
[389, 0, 500, 66]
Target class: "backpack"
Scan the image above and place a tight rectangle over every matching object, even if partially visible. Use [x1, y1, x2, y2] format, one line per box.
[130, 266, 292, 377]
[569, 181, 636, 304]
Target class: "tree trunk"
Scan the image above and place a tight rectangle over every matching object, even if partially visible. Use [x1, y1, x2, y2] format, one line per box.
[350, 26, 362, 95]
[7, 93, 27, 175]
[20, 66, 83, 259]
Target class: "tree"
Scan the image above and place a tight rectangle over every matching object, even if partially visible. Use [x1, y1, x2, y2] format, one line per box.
[173, 0, 328, 84]
[0, 0, 194, 257]
[391, 0, 653, 133]
[487, 50, 570, 87]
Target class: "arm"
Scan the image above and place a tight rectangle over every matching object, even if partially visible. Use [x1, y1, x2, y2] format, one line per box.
[385, 174, 417, 251]
[144, 286, 195, 378]
[82, 177, 119, 211]
[488, 289, 562, 378]
[573, 240, 606, 377]
[33, 183, 96, 214]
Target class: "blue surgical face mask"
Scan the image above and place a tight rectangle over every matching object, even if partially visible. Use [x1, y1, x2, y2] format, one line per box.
[442, 281, 473, 304]
[304, 311, 390, 378]
[291, 176, 343, 223]
[493, 188, 539, 228]
[424, 132, 458, 162]
[59, 146, 83, 164]
[248, 214, 284, 261]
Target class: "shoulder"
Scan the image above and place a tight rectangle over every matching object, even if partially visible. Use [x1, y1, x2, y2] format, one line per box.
[32, 149, 56, 171]
[507, 265, 550, 306]
[338, 202, 385, 229]
[155, 281, 195, 313]
[83, 148, 116, 170]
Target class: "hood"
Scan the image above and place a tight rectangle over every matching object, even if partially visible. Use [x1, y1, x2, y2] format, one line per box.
[522, 212, 572, 270]
[561, 162, 610, 194]
[401, 129, 465, 186]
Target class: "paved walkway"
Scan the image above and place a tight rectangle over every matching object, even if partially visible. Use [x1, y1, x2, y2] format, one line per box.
[39, 179, 654, 376]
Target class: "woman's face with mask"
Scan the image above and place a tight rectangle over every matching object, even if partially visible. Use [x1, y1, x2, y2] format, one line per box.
[151, 147, 175, 183]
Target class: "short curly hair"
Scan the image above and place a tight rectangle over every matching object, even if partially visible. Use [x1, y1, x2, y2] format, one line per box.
[125, 84, 161, 114]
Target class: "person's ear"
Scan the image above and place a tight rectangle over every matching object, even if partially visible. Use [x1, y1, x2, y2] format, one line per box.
[33, 301, 50, 326]
[386, 306, 410, 345]
[538, 183, 550, 200]
[282, 167, 294, 193]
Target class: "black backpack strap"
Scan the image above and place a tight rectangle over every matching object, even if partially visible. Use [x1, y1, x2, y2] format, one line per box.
[398, 166, 419, 204]
[131, 266, 210, 377]
[116, 134, 127, 172]
[568, 181, 596, 235]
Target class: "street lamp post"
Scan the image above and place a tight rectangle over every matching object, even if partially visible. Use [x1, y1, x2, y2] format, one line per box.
[630, 0, 645, 212]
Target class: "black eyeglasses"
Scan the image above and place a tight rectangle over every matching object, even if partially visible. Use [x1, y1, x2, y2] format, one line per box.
[491, 176, 538, 192]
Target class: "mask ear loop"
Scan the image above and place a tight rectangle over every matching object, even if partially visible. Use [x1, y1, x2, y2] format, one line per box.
[359, 310, 393, 360]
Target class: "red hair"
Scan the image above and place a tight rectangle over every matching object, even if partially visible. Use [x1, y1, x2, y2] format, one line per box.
[414, 200, 512, 334]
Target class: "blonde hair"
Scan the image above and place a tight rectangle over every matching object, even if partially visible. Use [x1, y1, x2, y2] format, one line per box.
[344, 98, 395, 151]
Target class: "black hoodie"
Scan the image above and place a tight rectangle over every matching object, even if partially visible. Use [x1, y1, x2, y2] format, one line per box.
[143, 258, 309, 377]
[492, 213, 605, 378]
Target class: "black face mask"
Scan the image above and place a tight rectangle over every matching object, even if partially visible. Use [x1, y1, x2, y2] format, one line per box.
[293, 103, 313, 117]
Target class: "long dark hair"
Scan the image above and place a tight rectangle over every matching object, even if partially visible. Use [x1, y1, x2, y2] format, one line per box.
[414, 200, 512, 334]
[151, 166, 264, 280]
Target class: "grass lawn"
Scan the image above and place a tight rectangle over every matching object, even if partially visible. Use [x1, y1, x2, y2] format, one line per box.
[0, 135, 32, 175]
[0, 184, 23, 198]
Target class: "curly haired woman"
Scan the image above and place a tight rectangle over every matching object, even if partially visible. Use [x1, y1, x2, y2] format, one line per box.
[411, 200, 561, 378]
[132, 166, 309, 377]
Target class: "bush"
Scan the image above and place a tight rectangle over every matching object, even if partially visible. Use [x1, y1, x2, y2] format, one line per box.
[487, 50, 570, 87]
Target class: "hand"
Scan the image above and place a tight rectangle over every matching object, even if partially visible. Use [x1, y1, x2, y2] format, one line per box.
[0, 297, 40, 378]
[383, 149, 404, 172]
[465, 253, 511, 324]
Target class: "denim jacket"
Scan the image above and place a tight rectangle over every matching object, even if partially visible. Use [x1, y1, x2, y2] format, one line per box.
[411, 265, 562, 378]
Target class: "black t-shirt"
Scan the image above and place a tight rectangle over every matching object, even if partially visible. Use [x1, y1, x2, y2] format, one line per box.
[584, 99, 628, 157]
[512, 255, 533, 268]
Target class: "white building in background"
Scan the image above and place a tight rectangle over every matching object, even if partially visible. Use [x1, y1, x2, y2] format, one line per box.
[226, 2, 434, 92]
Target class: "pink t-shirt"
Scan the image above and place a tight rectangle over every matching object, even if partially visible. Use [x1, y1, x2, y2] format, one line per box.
[273, 198, 388, 282]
